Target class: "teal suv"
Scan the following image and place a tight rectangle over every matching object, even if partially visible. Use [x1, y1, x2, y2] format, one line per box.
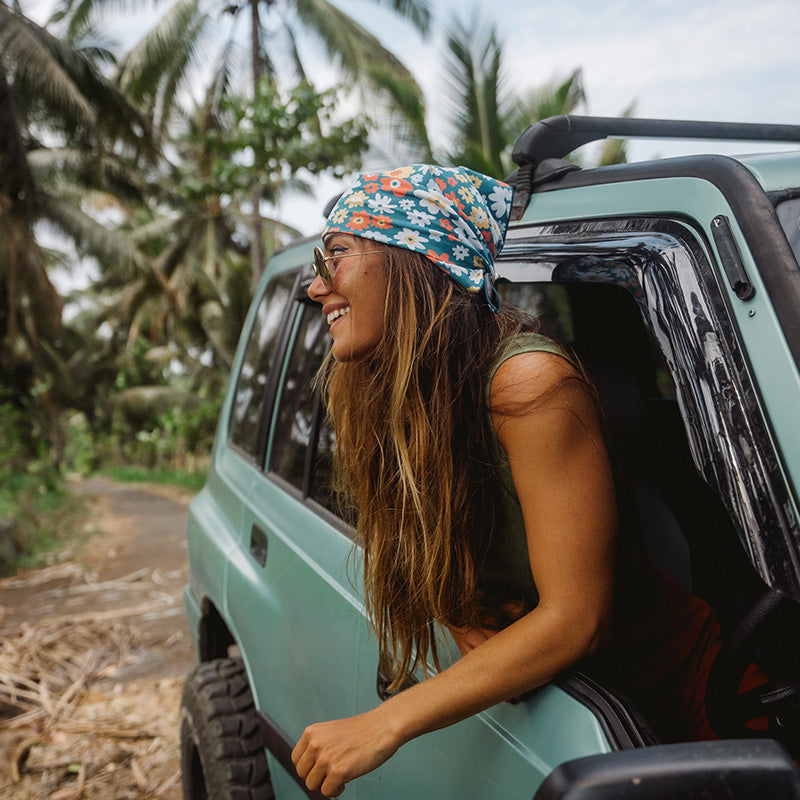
[180, 117, 800, 799]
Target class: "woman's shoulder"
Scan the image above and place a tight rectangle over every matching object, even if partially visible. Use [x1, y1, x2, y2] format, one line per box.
[486, 332, 579, 405]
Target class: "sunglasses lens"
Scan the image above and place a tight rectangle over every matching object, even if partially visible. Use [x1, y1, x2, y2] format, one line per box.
[313, 247, 329, 282]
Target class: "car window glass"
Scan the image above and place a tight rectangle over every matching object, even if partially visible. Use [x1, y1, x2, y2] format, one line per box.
[229, 271, 297, 459]
[268, 303, 330, 494]
[499, 281, 676, 401]
[310, 415, 337, 512]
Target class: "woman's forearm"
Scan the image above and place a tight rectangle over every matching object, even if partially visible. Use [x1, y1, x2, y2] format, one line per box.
[378, 602, 604, 747]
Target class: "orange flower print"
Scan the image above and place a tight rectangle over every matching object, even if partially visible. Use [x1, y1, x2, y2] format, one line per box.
[346, 212, 370, 231]
[364, 182, 380, 193]
[380, 176, 413, 196]
[372, 214, 392, 229]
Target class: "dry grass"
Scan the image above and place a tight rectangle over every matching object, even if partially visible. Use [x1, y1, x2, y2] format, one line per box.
[0, 576, 185, 799]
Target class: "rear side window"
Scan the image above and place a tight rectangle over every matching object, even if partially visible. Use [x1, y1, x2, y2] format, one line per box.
[268, 303, 335, 510]
[229, 271, 297, 459]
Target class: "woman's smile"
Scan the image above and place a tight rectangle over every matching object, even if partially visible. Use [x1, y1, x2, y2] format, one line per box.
[325, 304, 351, 326]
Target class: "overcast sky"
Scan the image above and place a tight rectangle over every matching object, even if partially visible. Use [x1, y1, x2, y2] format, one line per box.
[353, 0, 799, 136]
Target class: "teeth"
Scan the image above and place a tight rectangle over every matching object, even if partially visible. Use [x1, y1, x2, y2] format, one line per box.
[327, 306, 350, 325]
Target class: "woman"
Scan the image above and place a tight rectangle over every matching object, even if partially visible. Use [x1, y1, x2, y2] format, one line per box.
[291, 164, 721, 797]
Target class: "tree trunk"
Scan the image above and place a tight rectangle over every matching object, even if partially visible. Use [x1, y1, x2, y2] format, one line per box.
[249, 0, 265, 288]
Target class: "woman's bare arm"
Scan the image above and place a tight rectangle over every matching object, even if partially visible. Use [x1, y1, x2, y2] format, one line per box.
[291, 352, 617, 797]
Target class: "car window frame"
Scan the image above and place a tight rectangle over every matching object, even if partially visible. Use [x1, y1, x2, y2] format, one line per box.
[226, 269, 303, 466]
[499, 215, 800, 598]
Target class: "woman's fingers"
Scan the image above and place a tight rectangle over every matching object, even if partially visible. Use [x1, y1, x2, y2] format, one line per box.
[291, 712, 399, 796]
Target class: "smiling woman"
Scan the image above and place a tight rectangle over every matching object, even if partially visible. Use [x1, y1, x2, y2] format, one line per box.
[295, 164, 619, 797]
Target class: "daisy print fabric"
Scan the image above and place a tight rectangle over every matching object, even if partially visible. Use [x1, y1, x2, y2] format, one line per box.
[322, 164, 514, 312]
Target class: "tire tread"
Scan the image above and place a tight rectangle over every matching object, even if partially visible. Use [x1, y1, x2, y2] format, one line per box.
[180, 657, 274, 800]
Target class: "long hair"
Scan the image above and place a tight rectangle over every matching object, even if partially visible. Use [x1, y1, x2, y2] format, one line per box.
[322, 245, 539, 688]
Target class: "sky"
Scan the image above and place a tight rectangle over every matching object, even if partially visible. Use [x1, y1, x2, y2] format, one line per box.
[25, 0, 800, 239]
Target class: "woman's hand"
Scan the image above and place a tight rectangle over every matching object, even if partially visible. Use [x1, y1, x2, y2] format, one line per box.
[291, 708, 400, 797]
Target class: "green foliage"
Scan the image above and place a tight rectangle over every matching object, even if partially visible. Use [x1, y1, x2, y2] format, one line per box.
[0, 397, 83, 574]
[441, 10, 630, 178]
[101, 466, 207, 492]
[205, 80, 369, 205]
[62, 396, 222, 474]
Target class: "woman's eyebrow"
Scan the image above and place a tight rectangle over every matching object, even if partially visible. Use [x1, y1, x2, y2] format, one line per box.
[322, 233, 338, 248]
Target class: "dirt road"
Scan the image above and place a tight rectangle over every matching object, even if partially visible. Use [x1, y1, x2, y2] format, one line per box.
[0, 476, 199, 799]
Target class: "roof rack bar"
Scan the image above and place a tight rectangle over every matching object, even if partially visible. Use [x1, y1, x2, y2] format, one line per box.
[512, 115, 800, 167]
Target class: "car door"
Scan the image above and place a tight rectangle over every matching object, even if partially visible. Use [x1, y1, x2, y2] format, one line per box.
[226, 274, 363, 798]
[351, 626, 614, 799]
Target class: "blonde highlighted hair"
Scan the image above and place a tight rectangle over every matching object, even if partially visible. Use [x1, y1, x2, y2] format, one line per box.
[321, 244, 542, 688]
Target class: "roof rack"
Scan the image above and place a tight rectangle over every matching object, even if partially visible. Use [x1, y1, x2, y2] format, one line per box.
[507, 115, 800, 219]
[512, 115, 800, 168]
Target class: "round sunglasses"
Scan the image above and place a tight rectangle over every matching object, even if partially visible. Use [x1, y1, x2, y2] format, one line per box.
[312, 246, 383, 283]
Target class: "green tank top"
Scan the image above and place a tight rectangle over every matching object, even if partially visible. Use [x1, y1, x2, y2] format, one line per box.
[480, 332, 579, 611]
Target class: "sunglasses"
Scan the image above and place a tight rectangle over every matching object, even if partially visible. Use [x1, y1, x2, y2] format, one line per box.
[312, 246, 383, 283]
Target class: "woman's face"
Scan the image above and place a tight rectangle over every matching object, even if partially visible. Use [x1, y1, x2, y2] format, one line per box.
[307, 233, 388, 361]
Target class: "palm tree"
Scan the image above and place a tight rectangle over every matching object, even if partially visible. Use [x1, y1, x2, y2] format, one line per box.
[0, 2, 162, 459]
[442, 14, 509, 178]
[51, 0, 433, 279]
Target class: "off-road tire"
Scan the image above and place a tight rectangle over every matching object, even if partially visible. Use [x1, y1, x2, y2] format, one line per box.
[180, 657, 274, 800]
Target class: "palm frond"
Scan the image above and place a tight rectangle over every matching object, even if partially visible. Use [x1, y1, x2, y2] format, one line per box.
[27, 146, 152, 207]
[1, 6, 155, 155]
[506, 68, 586, 142]
[291, 0, 428, 144]
[39, 193, 173, 296]
[596, 103, 635, 166]
[115, 0, 207, 114]
[0, 61, 38, 215]
[362, 0, 431, 36]
[1, 6, 96, 134]
[442, 13, 508, 177]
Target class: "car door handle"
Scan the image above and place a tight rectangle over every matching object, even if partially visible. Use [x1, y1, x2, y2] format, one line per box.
[250, 524, 268, 567]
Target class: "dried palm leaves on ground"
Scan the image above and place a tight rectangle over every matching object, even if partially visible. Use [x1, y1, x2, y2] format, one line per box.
[0, 572, 185, 799]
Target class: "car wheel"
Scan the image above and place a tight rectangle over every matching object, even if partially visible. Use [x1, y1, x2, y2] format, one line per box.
[180, 657, 274, 800]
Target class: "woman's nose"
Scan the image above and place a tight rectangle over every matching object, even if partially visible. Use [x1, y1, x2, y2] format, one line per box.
[307, 274, 329, 301]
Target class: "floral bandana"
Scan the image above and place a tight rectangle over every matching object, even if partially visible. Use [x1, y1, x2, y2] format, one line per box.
[322, 164, 514, 313]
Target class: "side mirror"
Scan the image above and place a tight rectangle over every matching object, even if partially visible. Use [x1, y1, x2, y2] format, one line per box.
[533, 739, 800, 800]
